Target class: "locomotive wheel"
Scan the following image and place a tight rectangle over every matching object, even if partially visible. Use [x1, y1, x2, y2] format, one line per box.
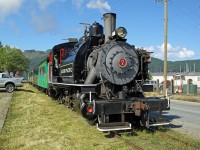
[64, 96, 70, 108]
[47, 88, 51, 96]
[71, 103, 76, 111]
[47, 88, 58, 100]
[64, 96, 75, 110]
[58, 96, 65, 104]
[71, 99, 80, 112]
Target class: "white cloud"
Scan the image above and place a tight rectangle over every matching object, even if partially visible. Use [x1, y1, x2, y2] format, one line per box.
[144, 43, 195, 60]
[37, 0, 56, 10]
[31, 13, 57, 33]
[87, 0, 111, 13]
[33, 0, 84, 33]
[0, 0, 24, 21]
[36, 0, 84, 10]
[72, 0, 84, 8]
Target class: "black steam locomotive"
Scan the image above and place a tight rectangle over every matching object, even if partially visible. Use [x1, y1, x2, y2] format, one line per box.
[43, 13, 169, 131]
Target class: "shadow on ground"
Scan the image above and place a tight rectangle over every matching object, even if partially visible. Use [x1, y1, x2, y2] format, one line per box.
[15, 89, 34, 93]
[150, 111, 183, 129]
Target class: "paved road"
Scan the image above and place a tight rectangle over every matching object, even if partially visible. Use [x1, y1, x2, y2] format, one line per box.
[160, 99, 200, 140]
[0, 92, 13, 133]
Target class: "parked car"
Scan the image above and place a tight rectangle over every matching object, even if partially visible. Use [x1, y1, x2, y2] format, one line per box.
[0, 73, 23, 93]
[159, 80, 171, 91]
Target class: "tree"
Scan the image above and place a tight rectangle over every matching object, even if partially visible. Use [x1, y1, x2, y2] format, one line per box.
[0, 44, 30, 76]
[147, 70, 153, 80]
[0, 41, 3, 48]
[0, 45, 6, 72]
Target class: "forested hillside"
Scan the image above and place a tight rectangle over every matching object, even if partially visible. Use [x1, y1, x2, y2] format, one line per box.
[24, 50, 200, 73]
[149, 58, 200, 73]
[23, 50, 50, 70]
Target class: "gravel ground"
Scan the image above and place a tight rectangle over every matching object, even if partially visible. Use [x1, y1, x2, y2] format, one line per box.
[0, 92, 13, 133]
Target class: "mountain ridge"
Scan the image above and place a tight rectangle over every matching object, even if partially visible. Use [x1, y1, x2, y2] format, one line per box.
[23, 50, 200, 72]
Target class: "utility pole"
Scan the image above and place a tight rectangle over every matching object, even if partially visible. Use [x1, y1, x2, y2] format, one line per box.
[163, 0, 168, 97]
[156, 0, 168, 97]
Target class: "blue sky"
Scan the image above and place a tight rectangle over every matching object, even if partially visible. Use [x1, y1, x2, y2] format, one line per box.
[0, 0, 199, 61]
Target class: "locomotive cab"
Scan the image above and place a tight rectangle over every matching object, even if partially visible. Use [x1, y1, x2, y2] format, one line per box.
[50, 40, 77, 83]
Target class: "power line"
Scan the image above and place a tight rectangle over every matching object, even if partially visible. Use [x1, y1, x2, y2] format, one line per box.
[170, 1, 200, 28]
[168, 18, 199, 36]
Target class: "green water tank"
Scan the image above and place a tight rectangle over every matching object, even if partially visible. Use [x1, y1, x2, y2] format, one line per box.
[190, 84, 197, 94]
[183, 84, 197, 94]
[183, 85, 186, 94]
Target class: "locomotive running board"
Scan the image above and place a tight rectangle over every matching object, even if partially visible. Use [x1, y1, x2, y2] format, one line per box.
[97, 122, 132, 132]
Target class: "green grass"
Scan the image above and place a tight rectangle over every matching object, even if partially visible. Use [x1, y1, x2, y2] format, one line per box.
[121, 128, 200, 150]
[0, 93, 5, 99]
[144, 92, 163, 97]
[169, 94, 200, 103]
[0, 84, 129, 150]
[0, 84, 199, 150]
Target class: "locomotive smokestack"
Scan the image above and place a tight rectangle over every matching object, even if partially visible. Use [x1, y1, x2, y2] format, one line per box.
[103, 13, 116, 42]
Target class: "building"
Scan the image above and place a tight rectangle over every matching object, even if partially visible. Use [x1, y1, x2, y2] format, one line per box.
[151, 72, 200, 87]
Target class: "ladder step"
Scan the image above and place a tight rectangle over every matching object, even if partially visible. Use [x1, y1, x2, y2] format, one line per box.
[97, 122, 132, 132]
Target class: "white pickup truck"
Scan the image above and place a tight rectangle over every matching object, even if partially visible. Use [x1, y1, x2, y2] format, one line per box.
[0, 73, 23, 93]
[142, 80, 157, 92]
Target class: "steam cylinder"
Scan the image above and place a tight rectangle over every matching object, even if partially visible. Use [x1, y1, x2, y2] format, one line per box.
[103, 13, 116, 42]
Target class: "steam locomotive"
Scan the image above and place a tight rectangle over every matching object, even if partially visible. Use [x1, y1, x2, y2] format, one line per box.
[28, 13, 170, 131]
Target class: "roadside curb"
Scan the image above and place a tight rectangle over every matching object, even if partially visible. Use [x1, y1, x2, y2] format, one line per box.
[0, 92, 13, 133]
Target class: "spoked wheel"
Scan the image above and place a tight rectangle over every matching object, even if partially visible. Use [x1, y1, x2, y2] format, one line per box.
[64, 96, 80, 112]
[64, 96, 70, 108]
[47, 88, 58, 99]
[6, 84, 14, 93]
[58, 95, 65, 104]
[71, 99, 80, 112]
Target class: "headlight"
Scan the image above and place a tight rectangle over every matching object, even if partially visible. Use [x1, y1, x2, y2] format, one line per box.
[116, 27, 127, 38]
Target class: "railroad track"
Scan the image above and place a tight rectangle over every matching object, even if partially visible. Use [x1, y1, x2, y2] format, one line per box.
[149, 127, 200, 150]
[111, 127, 200, 150]
[110, 131, 144, 150]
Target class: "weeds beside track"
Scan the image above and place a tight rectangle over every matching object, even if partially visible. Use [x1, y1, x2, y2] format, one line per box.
[149, 127, 200, 150]
[111, 131, 144, 150]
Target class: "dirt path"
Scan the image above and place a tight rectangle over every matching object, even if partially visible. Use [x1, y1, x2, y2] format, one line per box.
[0, 92, 13, 133]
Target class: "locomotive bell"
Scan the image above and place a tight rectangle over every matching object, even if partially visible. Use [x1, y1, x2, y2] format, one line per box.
[89, 22, 103, 37]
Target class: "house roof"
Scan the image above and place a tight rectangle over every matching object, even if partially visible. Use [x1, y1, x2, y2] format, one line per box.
[151, 72, 200, 76]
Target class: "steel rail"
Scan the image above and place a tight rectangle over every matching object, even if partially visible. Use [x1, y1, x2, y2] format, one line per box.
[110, 131, 144, 150]
[149, 127, 200, 150]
